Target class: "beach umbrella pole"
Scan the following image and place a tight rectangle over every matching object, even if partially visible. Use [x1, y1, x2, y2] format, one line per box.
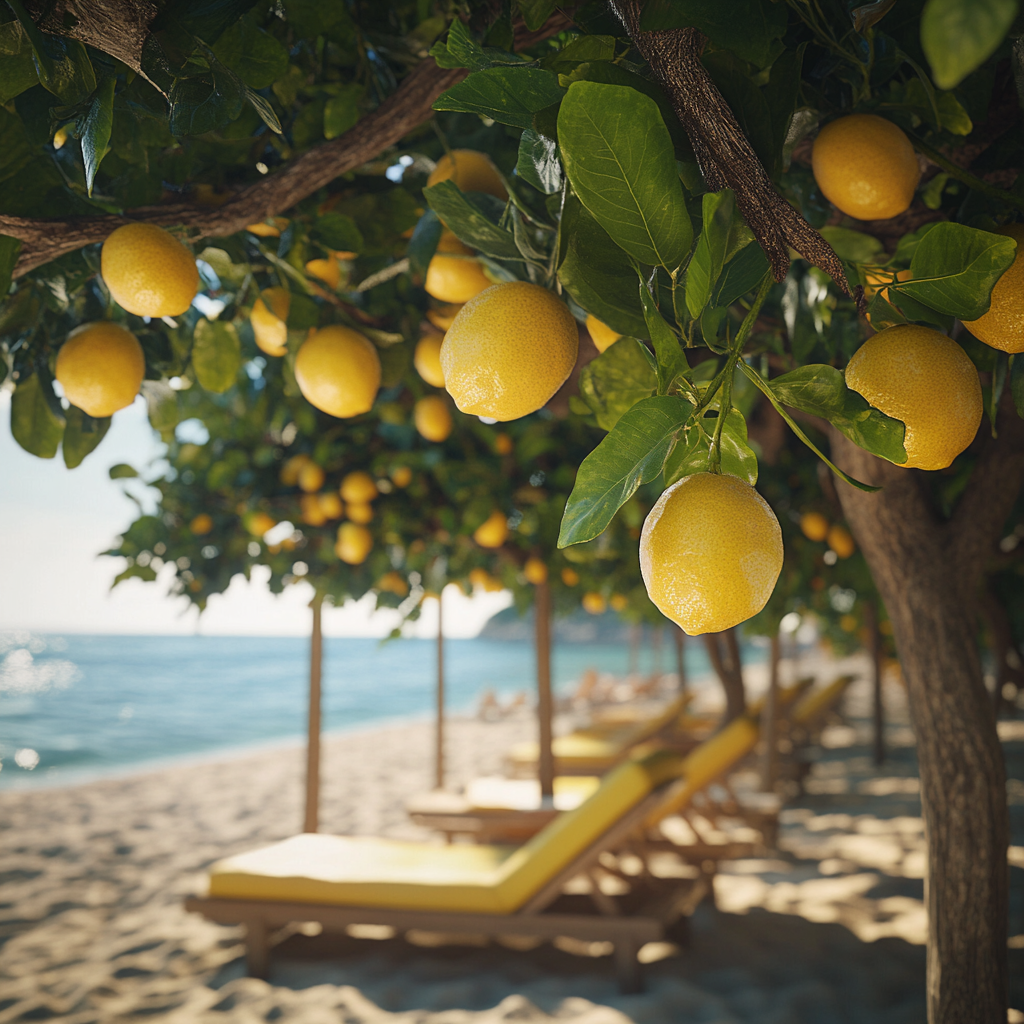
[304, 592, 324, 833]
[535, 580, 555, 800]
[435, 590, 445, 790]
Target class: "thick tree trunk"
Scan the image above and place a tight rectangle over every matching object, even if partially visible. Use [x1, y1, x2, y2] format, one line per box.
[704, 629, 746, 723]
[830, 421, 1024, 1023]
[674, 627, 687, 693]
[865, 600, 886, 766]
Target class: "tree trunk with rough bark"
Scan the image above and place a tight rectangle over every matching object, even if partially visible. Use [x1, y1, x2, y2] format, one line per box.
[704, 629, 746, 723]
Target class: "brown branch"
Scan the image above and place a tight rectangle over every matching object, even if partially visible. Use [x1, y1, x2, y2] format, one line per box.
[609, 3, 847, 293]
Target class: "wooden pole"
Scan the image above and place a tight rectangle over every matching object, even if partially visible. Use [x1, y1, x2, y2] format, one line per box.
[536, 580, 555, 800]
[759, 630, 781, 791]
[303, 592, 324, 833]
[435, 590, 445, 790]
[673, 627, 687, 693]
[866, 600, 885, 766]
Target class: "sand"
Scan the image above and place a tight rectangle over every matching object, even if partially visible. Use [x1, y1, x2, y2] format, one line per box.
[2, 671, 1023, 1023]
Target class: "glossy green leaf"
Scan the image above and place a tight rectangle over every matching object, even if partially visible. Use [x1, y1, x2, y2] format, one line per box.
[79, 76, 115, 196]
[686, 189, 734, 318]
[423, 180, 521, 261]
[32, 34, 96, 105]
[639, 276, 687, 393]
[109, 463, 139, 479]
[433, 67, 564, 130]
[62, 406, 111, 468]
[893, 223, 1018, 319]
[0, 22, 39, 103]
[770, 363, 908, 464]
[314, 212, 364, 253]
[407, 209, 442, 285]
[168, 0, 262, 45]
[819, 226, 885, 263]
[577, 337, 658, 431]
[516, 0, 559, 30]
[516, 129, 562, 194]
[559, 395, 690, 546]
[192, 318, 241, 393]
[713, 242, 771, 307]
[323, 84, 362, 139]
[434, 19, 528, 72]
[169, 64, 245, 136]
[921, 0, 1018, 89]
[664, 407, 758, 486]
[11, 372, 63, 458]
[245, 87, 282, 134]
[557, 81, 692, 269]
[212, 19, 289, 88]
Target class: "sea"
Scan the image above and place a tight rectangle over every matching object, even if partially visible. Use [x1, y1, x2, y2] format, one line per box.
[0, 630, 764, 790]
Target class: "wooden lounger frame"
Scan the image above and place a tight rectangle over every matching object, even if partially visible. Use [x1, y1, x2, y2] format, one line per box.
[185, 787, 711, 992]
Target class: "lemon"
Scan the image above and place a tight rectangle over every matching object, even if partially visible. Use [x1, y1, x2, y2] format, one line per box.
[414, 395, 453, 442]
[474, 510, 508, 548]
[524, 556, 548, 585]
[298, 461, 325, 493]
[378, 571, 409, 597]
[300, 494, 327, 526]
[582, 592, 606, 615]
[427, 304, 462, 331]
[495, 433, 514, 455]
[391, 465, 413, 488]
[561, 567, 580, 587]
[424, 234, 492, 304]
[251, 287, 290, 357]
[799, 511, 829, 542]
[53, 126, 68, 149]
[414, 332, 446, 387]
[190, 513, 213, 535]
[586, 315, 622, 353]
[827, 524, 856, 559]
[55, 322, 145, 418]
[295, 326, 381, 418]
[246, 511, 276, 537]
[246, 218, 289, 237]
[963, 224, 1024, 353]
[346, 501, 374, 524]
[306, 257, 341, 290]
[101, 223, 200, 317]
[442, 282, 579, 421]
[812, 114, 920, 220]
[609, 593, 628, 612]
[336, 522, 373, 564]
[318, 492, 343, 519]
[469, 566, 504, 592]
[845, 325, 982, 470]
[280, 453, 311, 486]
[640, 473, 783, 636]
[341, 471, 378, 503]
[427, 150, 507, 201]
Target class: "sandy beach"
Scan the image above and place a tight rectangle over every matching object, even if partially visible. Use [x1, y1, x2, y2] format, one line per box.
[3, 670, 1023, 1023]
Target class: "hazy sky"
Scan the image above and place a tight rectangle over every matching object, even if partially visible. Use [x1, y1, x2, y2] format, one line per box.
[0, 392, 510, 638]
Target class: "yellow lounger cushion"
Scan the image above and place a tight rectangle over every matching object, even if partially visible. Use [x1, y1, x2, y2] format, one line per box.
[465, 775, 600, 811]
[209, 748, 684, 914]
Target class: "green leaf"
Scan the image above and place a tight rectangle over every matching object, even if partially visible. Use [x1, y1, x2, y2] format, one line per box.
[113, 563, 158, 586]
[517, 0, 558, 31]
[701, 52, 775, 173]
[109, 463, 139, 479]
[285, 292, 319, 330]
[323, 83, 362, 139]
[168, 65, 244, 136]
[423, 180, 521, 261]
[165, 0, 262, 45]
[686, 189, 734, 319]
[313, 212, 364, 253]
[407, 209, 442, 284]
[79, 76, 115, 196]
[433, 67, 564, 130]
[516, 129, 562, 194]
[921, 0, 1018, 89]
[640, 0, 788, 68]
[559, 395, 690, 546]
[664, 407, 758, 486]
[212, 19, 288, 88]
[245, 87, 282, 134]
[0, 234, 22, 296]
[578, 337, 658, 431]
[713, 242, 771, 307]
[769, 363, 908, 464]
[558, 199, 649, 337]
[192, 318, 241, 393]
[32, 35, 97, 105]
[639, 276, 686, 394]
[0, 22, 39, 103]
[62, 406, 110, 468]
[557, 81, 692, 269]
[893, 222, 1017, 320]
[819, 226, 885, 263]
[11, 372, 63, 458]
[436, 19, 528, 72]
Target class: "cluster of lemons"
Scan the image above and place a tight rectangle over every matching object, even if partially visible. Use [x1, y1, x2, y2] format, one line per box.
[799, 512, 856, 560]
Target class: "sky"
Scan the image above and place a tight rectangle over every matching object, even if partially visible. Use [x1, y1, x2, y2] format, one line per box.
[0, 392, 511, 638]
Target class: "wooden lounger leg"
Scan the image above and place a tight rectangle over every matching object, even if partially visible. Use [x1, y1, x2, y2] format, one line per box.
[614, 937, 642, 994]
[244, 917, 270, 979]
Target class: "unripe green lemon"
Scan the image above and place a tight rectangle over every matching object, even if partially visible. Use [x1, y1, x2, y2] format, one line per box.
[640, 473, 783, 636]
[101, 223, 200, 317]
[55, 322, 145, 417]
[295, 326, 381, 418]
[442, 282, 578, 421]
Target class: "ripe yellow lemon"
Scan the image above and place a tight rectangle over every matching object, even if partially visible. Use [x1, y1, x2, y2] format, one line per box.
[101, 223, 199, 317]
[474, 510, 508, 548]
[799, 511, 830, 542]
[414, 395, 453, 442]
[469, 566, 504, 592]
[55, 322, 145, 418]
[609, 593, 628, 612]
[251, 287, 290, 357]
[280, 453, 311, 486]
[640, 473, 783, 636]
[297, 461, 325, 493]
[845, 325, 982, 470]
[246, 511, 276, 537]
[963, 224, 1024, 353]
[812, 114, 920, 220]
[318, 492, 343, 519]
[427, 150, 507, 201]
[391, 465, 413, 488]
[336, 522, 373, 564]
[524, 556, 548, 585]
[300, 493, 327, 526]
[427, 304, 462, 331]
[378, 571, 409, 597]
[827, 524, 856, 559]
[442, 282, 579, 421]
[340, 471, 378, 503]
[306, 257, 341, 290]
[246, 217, 289, 237]
[561, 567, 580, 587]
[295, 326, 381, 418]
[586, 315, 622, 353]
[582, 592, 606, 615]
[414, 332, 446, 387]
[424, 234, 492, 304]
[346, 501, 374, 524]
[190, 513, 213, 535]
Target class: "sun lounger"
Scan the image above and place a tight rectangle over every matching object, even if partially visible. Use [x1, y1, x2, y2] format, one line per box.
[782, 674, 857, 792]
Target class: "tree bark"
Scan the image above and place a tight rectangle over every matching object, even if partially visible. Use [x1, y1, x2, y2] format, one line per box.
[865, 600, 886, 766]
[535, 581, 554, 800]
[829, 404, 1024, 1023]
[704, 629, 746, 723]
[303, 593, 324, 834]
[673, 627, 687, 693]
[759, 631, 780, 791]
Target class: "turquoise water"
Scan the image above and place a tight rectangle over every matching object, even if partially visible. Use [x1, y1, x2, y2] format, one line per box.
[0, 631, 758, 789]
